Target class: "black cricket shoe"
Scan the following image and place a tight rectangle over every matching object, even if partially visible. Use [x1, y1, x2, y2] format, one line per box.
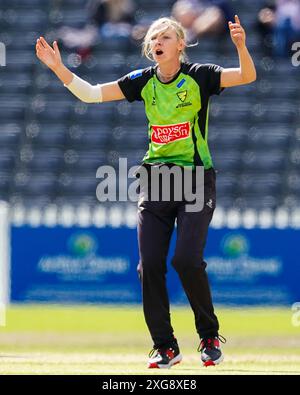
[148, 341, 182, 369]
[198, 335, 226, 367]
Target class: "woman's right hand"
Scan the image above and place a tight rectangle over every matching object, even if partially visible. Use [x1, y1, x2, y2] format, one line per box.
[36, 37, 63, 72]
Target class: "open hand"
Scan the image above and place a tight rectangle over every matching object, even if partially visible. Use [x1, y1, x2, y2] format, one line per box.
[228, 15, 246, 49]
[36, 37, 62, 71]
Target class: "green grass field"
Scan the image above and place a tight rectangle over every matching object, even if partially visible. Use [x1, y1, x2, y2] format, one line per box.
[0, 305, 299, 375]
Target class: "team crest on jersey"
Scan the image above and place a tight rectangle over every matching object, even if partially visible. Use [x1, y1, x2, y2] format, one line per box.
[151, 122, 190, 145]
[177, 90, 187, 102]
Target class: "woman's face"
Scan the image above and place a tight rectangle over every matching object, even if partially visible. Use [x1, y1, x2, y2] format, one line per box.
[150, 27, 184, 64]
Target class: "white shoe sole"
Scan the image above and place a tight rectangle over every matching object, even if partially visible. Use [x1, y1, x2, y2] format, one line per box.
[148, 353, 183, 369]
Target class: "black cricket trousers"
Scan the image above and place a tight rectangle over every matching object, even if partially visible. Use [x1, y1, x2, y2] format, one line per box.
[137, 165, 219, 349]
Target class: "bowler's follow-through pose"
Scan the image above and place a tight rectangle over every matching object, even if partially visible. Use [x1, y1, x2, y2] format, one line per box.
[36, 14, 256, 368]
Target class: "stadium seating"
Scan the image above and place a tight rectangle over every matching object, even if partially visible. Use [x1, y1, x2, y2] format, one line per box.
[0, 0, 299, 214]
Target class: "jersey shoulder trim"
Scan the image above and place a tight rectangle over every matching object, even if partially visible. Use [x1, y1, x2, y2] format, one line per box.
[128, 66, 153, 80]
[181, 62, 223, 96]
[118, 66, 154, 102]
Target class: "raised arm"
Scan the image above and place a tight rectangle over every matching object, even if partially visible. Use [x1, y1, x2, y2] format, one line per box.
[35, 37, 125, 102]
[220, 15, 256, 88]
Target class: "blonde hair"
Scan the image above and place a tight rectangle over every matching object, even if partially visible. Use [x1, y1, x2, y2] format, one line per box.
[142, 17, 188, 62]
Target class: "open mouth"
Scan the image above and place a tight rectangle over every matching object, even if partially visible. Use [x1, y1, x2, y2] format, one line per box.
[155, 50, 164, 56]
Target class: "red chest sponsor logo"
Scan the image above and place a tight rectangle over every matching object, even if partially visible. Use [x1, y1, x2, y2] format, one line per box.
[151, 122, 190, 144]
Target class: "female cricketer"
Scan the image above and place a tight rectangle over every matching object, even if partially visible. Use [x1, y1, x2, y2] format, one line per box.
[36, 14, 256, 369]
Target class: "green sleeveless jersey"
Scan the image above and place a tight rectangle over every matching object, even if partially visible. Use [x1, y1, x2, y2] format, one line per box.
[118, 62, 223, 169]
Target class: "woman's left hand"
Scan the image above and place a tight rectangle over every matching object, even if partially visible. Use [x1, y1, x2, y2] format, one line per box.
[228, 15, 246, 49]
